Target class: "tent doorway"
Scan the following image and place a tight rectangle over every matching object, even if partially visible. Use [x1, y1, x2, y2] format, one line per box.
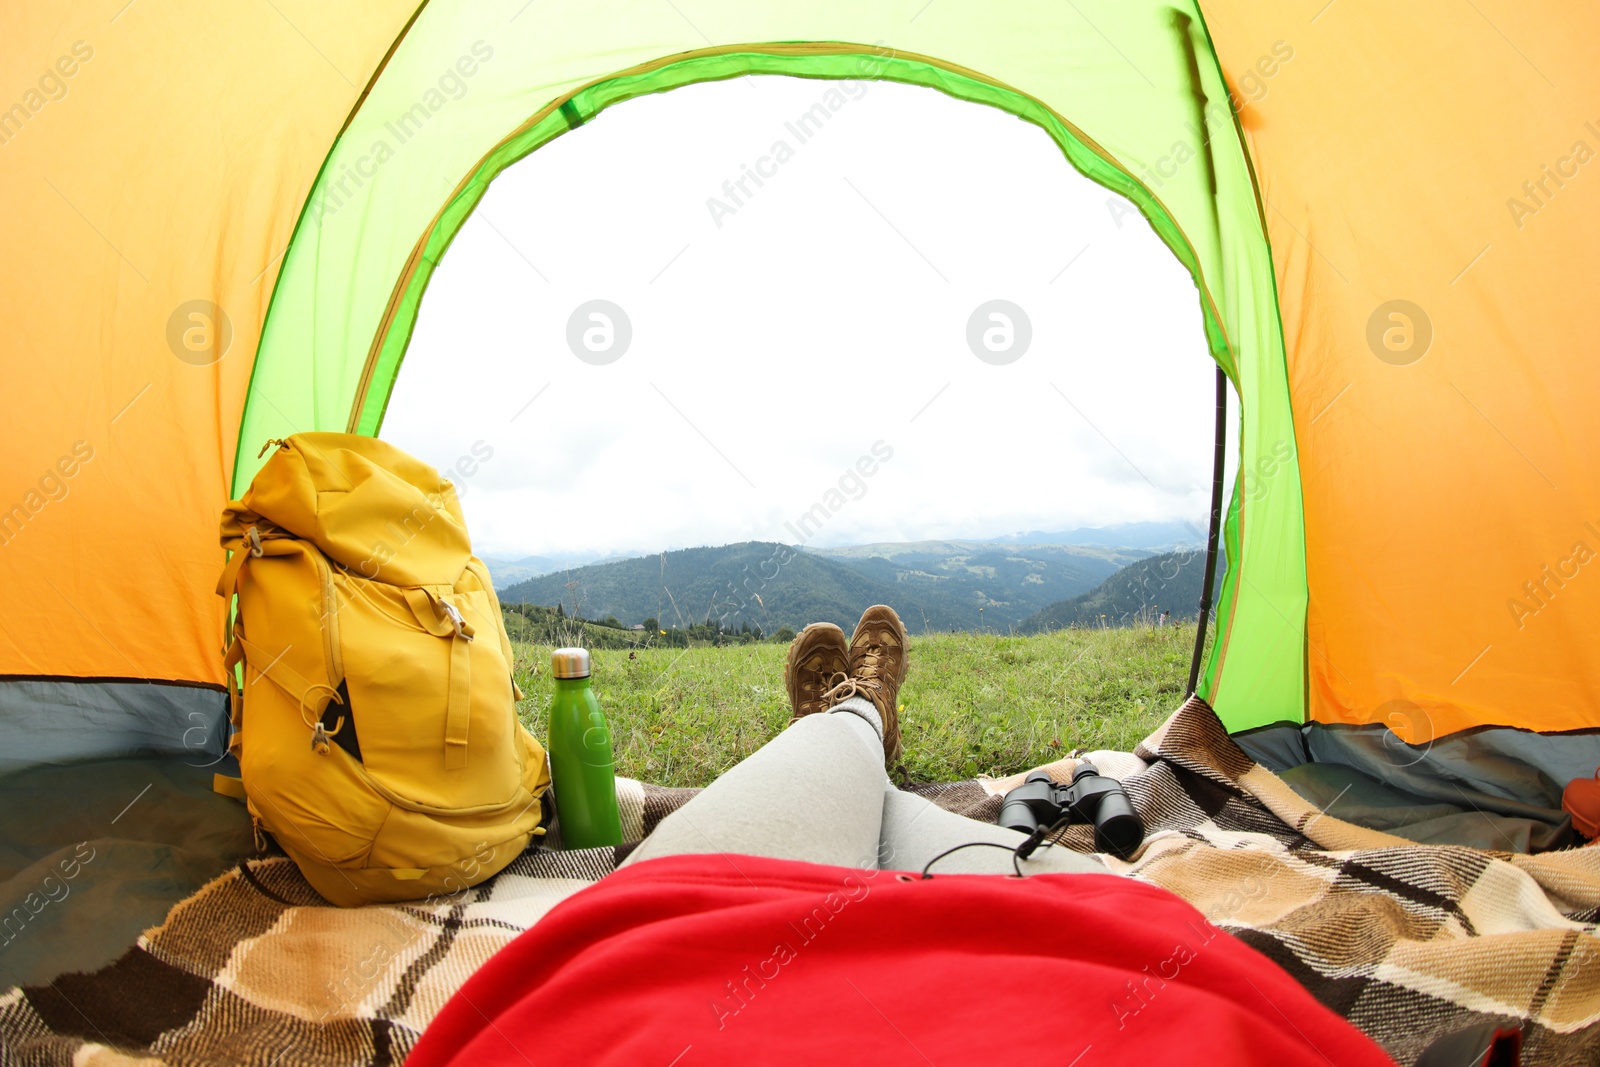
[382, 74, 1228, 588]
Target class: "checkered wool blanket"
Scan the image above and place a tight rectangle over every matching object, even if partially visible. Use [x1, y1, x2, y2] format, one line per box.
[3, 697, 1598, 1066]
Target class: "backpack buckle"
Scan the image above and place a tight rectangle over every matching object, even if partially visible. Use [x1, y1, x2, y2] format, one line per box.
[311, 721, 331, 755]
[439, 600, 474, 641]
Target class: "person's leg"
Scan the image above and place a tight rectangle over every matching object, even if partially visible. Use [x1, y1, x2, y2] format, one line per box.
[621, 696, 890, 869]
[626, 605, 1105, 878]
[878, 787, 1106, 876]
[624, 691, 1104, 877]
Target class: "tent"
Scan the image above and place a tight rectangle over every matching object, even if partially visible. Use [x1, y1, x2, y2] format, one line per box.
[5, 0, 1599, 954]
[5, 0, 1595, 771]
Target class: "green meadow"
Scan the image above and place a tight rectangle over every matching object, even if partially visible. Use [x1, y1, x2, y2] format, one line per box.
[511, 623, 1205, 787]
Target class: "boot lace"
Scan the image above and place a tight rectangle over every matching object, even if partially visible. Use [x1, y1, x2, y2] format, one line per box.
[821, 671, 883, 708]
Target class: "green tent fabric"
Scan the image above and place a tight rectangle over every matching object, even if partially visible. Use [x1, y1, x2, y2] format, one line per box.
[236, 2, 1307, 734]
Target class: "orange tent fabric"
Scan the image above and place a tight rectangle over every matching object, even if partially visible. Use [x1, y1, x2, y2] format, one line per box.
[1202, 0, 1600, 740]
[0, 1, 420, 686]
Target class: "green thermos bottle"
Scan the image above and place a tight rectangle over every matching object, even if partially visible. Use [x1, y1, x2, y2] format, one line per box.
[547, 647, 622, 848]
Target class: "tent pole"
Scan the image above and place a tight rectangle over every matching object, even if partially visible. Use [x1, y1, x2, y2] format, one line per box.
[1187, 366, 1228, 697]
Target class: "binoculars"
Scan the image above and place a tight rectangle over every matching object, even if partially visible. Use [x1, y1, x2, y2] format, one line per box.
[997, 761, 1145, 860]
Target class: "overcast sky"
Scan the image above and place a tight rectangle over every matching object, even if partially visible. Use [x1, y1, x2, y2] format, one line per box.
[385, 76, 1232, 561]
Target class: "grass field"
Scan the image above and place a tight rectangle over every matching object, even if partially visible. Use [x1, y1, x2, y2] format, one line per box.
[511, 624, 1207, 787]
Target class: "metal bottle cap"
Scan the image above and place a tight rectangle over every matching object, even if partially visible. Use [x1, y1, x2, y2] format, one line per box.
[551, 647, 592, 679]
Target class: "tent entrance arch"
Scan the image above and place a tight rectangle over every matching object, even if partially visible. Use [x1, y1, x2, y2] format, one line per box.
[336, 44, 1243, 436]
[238, 38, 1308, 735]
[381, 68, 1236, 672]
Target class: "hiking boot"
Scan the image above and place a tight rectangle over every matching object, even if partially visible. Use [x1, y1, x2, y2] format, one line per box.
[784, 623, 851, 722]
[845, 605, 908, 763]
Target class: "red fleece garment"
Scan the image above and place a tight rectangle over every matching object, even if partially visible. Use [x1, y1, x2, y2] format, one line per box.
[409, 854, 1396, 1066]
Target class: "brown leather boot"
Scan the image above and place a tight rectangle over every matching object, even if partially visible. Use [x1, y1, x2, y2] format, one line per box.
[784, 623, 851, 722]
[845, 605, 908, 763]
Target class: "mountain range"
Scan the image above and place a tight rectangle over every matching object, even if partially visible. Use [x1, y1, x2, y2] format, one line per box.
[982, 520, 1206, 552]
[480, 520, 1203, 591]
[1017, 550, 1226, 633]
[477, 551, 627, 589]
[496, 539, 1149, 634]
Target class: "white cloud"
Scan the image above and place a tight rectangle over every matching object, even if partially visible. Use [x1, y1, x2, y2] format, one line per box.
[385, 76, 1231, 560]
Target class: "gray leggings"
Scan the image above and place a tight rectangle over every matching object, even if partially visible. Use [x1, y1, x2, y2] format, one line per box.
[623, 698, 1104, 876]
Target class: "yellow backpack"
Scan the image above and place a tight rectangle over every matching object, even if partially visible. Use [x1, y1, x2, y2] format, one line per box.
[216, 433, 550, 907]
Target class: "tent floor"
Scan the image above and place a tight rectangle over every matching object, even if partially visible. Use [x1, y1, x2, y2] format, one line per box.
[1239, 722, 1582, 852]
[0, 754, 255, 990]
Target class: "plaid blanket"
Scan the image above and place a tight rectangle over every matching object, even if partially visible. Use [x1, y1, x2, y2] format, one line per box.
[3, 697, 1598, 1066]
